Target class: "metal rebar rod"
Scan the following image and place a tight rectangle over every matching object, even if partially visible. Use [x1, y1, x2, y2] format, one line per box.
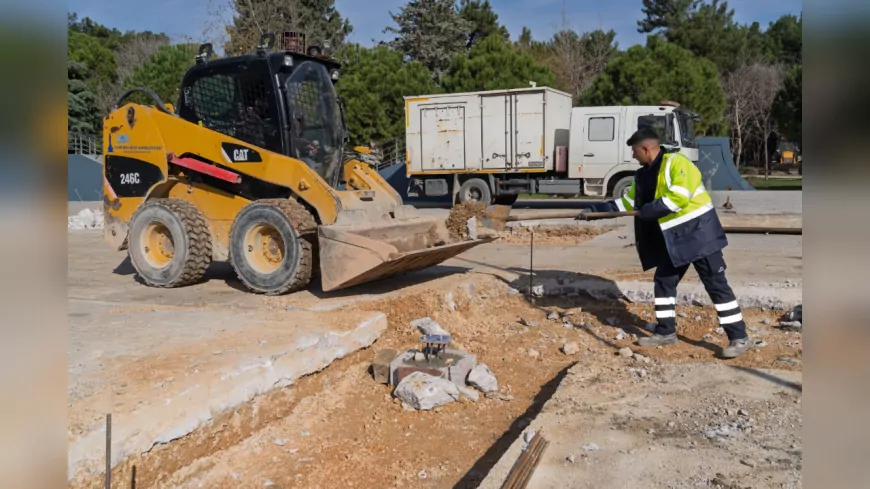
[723, 226, 802, 235]
[516, 438, 549, 489]
[105, 413, 111, 489]
[528, 230, 535, 304]
[514, 436, 546, 489]
[502, 434, 543, 489]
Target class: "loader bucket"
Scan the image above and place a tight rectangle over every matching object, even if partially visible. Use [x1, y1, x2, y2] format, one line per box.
[317, 206, 494, 291]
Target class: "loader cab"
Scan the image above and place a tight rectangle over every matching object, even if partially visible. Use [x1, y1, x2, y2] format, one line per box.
[177, 39, 346, 186]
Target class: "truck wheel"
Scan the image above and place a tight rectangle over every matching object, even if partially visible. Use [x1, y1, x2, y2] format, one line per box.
[229, 199, 316, 295]
[612, 176, 634, 199]
[458, 178, 492, 206]
[494, 194, 518, 205]
[128, 199, 212, 288]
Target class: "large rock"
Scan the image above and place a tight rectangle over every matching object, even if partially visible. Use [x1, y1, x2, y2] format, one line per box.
[467, 363, 499, 393]
[410, 317, 450, 336]
[394, 372, 461, 410]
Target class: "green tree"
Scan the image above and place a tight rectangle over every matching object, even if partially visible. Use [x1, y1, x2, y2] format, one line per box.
[773, 64, 801, 144]
[460, 0, 509, 43]
[335, 44, 436, 145]
[441, 35, 557, 93]
[68, 13, 125, 51]
[638, 0, 748, 72]
[226, 0, 352, 55]
[580, 37, 726, 135]
[384, 0, 473, 81]
[515, 27, 553, 60]
[123, 44, 197, 106]
[764, 14, 802, 65]
[68, 30, 118, 93]
[637, 0, 697, 35]
[68, 61, 98, 133]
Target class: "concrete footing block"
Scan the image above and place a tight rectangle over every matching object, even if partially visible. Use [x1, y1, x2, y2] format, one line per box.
[389, 348, 477, 388]
[372, 349, 399, 384]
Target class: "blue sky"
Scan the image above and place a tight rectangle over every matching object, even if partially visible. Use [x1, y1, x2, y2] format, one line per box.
[68, 0, 802, 48]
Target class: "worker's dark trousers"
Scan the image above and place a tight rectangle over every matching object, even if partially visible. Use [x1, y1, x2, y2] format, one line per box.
[653, 250, 748, 341]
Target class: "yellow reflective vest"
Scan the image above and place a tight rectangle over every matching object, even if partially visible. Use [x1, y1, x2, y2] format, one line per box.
[611, 151, 727, 269]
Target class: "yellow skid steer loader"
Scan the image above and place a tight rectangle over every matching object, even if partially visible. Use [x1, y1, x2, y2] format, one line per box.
[101, 37, 490, 294]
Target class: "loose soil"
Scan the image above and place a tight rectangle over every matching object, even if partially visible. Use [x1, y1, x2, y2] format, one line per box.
[496, 224, 616, 246]
[446, 201, 488, 241]
[152, 274, 801, 489]
[446, 204, 615, 246]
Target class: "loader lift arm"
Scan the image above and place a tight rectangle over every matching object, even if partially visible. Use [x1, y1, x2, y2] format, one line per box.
[100, 35, 492, 294]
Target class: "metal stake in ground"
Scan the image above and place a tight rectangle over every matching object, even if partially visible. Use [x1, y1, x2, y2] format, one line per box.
[528, 230, 535, 305]
[105, 413, 111, 489]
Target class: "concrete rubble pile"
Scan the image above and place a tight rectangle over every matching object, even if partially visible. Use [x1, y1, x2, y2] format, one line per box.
[68, 208, 104, 230]
[371, 317, 508, 410]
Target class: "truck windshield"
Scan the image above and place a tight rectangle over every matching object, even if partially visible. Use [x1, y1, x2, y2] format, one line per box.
[675, 110, 698, 149]
[284, 61, 344, 185]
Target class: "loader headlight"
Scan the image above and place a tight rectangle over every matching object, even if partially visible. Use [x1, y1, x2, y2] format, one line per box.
[283, 55, 293, 67]
[330, 69, 340, 81]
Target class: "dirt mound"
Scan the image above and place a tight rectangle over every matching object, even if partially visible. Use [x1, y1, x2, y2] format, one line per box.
[156, 274, 801, 489]
[446, 201, 488, 241]
[497, 224, 616, 246]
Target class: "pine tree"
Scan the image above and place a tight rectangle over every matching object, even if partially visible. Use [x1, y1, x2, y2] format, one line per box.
[68, 61, 98, 133]
[580, 37, 726, 135]
[773, 64, 801, 144]
[123, 44, 198, 106]
[441, 35, 556, 93]
[460, 0, 509, 44]
[383, 0, 473, 81]
[226, 0, 352, 55]
[335, 45, 435, 145]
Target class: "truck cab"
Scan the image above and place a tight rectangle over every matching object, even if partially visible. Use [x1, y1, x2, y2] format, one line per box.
[567, 103, 700, 198]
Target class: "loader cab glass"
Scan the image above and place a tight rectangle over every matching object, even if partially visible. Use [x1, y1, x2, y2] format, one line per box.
[178, 61, 283, 154]
[283, 61, 343, 184]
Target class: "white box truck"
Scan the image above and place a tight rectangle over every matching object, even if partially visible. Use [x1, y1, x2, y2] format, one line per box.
[403, 86, 701, 205]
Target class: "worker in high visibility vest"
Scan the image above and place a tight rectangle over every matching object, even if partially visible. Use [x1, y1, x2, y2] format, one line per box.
[577, 127, 753, 359]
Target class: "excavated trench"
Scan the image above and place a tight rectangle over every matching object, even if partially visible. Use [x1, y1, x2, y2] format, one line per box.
[84, 275, 798, 489]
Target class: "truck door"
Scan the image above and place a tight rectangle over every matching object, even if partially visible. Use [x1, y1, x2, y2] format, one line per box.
[580, 113, 620, 169]
[481, 95, 510, 169]
[512, 92, 546, 169]
[420, 105, 466, 171]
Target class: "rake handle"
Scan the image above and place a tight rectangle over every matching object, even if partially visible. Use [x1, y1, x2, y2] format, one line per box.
[506, 210, 637, 222]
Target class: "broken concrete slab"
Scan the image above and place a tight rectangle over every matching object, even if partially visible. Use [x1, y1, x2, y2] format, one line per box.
[477, 362, 802, 489]
[394, 372, 461, 410]
[411, 317, 450, 336]
[67, 309, 387, 486]
[389, 348, 477, 388]
[467, 363, 499, 393]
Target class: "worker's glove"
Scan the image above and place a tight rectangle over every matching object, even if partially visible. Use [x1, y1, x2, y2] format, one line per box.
[575, 209, 591, 221]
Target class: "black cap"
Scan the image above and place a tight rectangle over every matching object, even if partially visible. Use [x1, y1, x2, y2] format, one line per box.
[627, 127, 661, 146]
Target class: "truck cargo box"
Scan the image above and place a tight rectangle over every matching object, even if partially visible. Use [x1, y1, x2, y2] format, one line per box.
[404, 87, 573, 175]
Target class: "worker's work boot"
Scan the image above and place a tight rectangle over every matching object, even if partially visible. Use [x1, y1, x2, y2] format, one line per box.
[721, 337, 754, 359]
[637, 333, 678, 347]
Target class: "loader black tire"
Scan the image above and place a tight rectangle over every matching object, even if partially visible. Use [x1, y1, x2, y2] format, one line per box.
[229, 199, 316, 295]
[127, 199, 212, 288]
